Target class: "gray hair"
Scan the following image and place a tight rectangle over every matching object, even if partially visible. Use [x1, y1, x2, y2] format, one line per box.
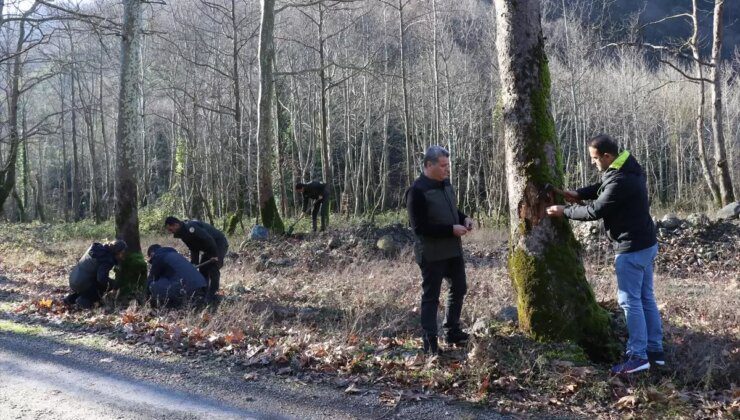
[423, 145, 450, 167]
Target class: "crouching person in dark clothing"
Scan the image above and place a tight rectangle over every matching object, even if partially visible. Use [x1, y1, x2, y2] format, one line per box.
[146, 244, 207, 308]
[64, 240, 127, 309]
[164, 216, 228, 303]
[405, 146, 474, 354]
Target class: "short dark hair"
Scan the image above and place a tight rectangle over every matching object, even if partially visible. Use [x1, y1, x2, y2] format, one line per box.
[164, 216, 181, 226]
[295, 183, 306, 190]
[106, 239, 128, 254]
[146, 244, 162, 258]
[588, 135, 619, 156]
[423, 145, 450, 167]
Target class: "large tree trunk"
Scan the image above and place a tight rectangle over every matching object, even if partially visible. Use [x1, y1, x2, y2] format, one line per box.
[256, 0, 284, 233]
[494, 0, 619, 361]
[114, 0, 147, 296]
[709, 0, 736, 205]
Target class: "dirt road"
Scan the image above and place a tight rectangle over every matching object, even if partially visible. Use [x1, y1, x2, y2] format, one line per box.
[0, 321, 502, 419]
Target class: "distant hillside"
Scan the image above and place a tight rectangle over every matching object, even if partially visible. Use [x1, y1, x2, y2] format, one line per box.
[612, 0, 739, 58]
[541, 0, 738, 58]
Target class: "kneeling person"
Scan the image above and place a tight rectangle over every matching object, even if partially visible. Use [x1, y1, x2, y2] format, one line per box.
[147, 244, 208, 308]
[65, 240, 127, 309]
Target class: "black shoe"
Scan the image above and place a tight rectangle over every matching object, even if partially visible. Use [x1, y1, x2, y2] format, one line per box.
[206, 294, 222, 311]
[647, 351, 665, 367]
[75, 296, 94, 309]
[63, 293, 79, 306]
[445, 330, 470, 345]
[422, 335, 439, 354]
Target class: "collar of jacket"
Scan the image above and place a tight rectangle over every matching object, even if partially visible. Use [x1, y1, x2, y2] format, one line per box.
[598, 151, 631, 194]
[420, 173, 449, 189]
[609, 150, 630, 170]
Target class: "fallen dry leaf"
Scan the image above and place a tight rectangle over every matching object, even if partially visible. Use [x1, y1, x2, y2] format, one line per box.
[379, 390, 401, 407]
[477, 375, 490, 396]
[121, 312, 139, 324]
[401, 390, 430, 401]
[563, 383, 578, 393]
[646, 387, 667, 402]
[344, 383, 364, 394]
[614, 395, 639, 410]
[225, 329, 245, 344]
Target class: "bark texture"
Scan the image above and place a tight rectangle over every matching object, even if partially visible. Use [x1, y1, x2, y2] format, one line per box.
[494, 0, 619, 361]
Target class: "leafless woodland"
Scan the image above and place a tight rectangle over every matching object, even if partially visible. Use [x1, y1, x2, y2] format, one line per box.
[1, 0, 738, 226]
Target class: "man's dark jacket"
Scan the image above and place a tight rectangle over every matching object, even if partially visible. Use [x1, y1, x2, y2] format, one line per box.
[174, 220, 229, 264]
[69, 243, 117, 293]
[301, 181, 328, 212]
[405, 174, 468, 264]
[147, 247, 207, 294]
[564, 151, 657, 254]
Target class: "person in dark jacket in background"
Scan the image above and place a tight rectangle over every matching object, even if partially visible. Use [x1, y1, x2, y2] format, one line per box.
[164, 216, 228, 303]
[146, 244, 207, 308]
[405, 145, 474, 354]
[64, 240, 127, 309]
[546, 134, 663, 375]
[295, 181, 329, 232]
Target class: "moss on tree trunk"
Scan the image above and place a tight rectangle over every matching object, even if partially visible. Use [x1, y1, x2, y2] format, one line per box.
[116, 251, 147, 299]
[509, 219, 619, 361]
[494, 0, 620, 362]
[226, 208, 243, 235]
[260, 195, 284, 234]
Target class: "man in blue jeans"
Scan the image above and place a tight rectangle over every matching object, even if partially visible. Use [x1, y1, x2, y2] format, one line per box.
[546, 135, 664, 375]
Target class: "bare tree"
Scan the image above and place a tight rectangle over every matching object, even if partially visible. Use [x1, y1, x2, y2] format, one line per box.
[0, 1, 41, 214]
[709, 0, 735, 205]
[690, 0, 721, 204]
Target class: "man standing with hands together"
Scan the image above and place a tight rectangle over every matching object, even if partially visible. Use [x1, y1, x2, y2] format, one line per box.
[406, 145, 474, 354]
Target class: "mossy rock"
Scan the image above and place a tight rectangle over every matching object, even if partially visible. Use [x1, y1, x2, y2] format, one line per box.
[376, 235, 399, 255]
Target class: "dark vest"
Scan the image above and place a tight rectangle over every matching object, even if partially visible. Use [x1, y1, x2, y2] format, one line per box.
[414, 183, 463, 263]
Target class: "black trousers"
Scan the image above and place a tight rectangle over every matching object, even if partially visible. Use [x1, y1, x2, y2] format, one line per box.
[199, 253, 226, 300]
[311, 198, 329, 232]
[418, 255, 467, 338]
[67, 281, 107, 307]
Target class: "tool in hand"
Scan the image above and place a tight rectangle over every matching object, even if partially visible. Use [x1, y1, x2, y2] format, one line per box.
[286, 212, 306, 235]
[543, 183, 583, 204]
[195, 257, 218, 269]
